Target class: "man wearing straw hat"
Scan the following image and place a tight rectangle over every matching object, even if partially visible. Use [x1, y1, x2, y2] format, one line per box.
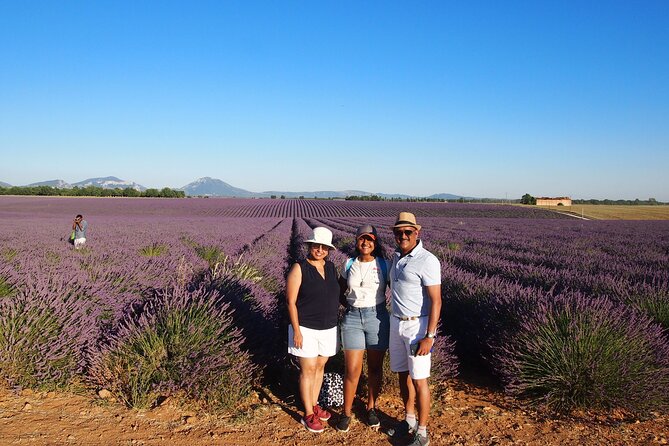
[387, 212, 441, 446]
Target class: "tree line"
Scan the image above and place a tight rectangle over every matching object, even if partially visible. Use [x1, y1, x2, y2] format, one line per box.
[345, 195, 520, 203]
[0, 185, 185, 198]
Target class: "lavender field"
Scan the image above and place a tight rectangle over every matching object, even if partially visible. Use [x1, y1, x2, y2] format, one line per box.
[1, 196, 668, 415]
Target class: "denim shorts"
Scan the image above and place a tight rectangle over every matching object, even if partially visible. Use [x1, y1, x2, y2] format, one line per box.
[340, 303, 390, 351]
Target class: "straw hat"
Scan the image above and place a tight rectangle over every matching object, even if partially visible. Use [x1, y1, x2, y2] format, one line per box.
[304, 227, 336, 249]
[393, 212, 422, 230]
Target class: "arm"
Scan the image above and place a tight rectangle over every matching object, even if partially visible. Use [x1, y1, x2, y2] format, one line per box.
[338, 277, 348, 307]
[286, 263, 303, 349]
[416, 284, 441, 355]
[338, 267, 348, 307]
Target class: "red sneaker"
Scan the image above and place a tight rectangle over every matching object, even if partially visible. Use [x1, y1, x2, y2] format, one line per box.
[301, 413, 325, 433]
[313, 404, 332, 421]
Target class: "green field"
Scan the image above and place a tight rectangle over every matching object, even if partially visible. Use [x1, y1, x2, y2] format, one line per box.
[537, 204, 669, 220]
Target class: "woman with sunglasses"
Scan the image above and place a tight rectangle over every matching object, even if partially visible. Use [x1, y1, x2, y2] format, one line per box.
[336, 224, 390, 432]
[286, 226, 343, 433]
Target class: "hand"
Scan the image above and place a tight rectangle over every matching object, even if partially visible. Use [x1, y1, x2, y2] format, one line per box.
[293, 330, 303, 350]
[416, 337, 434, 356]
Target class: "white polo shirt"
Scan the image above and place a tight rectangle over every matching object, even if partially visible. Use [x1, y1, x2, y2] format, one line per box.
[389, 240, 441, 317]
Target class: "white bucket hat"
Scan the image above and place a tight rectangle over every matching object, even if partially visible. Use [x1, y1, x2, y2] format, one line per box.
[304, 227, 336, 249]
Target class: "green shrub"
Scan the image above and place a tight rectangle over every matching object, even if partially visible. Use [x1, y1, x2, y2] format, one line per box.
[0, 248, 17, 262]
[211, 254, 263, 284]
[195, 245, 226, 268]
[0, 278, 14, 298]
[139, 243, 168, 257]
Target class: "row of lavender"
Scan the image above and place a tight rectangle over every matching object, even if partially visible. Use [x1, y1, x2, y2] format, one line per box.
[0, 195, 571, 219]
[315, 216, 669, 413]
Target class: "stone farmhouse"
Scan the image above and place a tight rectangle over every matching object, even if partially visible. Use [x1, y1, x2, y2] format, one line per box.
[536, 197, 572, 206]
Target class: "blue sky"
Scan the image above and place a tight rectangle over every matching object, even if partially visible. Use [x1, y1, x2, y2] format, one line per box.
[1, 1, 668, 200]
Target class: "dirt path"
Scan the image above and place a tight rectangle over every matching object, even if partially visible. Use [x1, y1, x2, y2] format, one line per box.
[1, 381, 667, 445]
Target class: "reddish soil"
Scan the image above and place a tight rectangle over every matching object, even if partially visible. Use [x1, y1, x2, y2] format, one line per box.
[1, 380, 667, 446]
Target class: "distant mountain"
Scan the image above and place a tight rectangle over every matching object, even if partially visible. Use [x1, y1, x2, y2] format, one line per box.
[428, 193, 468, 200]
[72, 176, 146, 191]
[27, 179, 72, 188]
[179, 177, 468, 199]
[5, 175, 469, 199]
[181, 177, 256, 197]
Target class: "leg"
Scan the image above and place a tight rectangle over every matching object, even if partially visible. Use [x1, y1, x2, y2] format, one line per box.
[398, 370, 415, 415]
[390, 317, 415, 415]
[366, 349, 385, 410]
[413, 378, 430, 427]
[342, 349, 364, 416]
[311, 355, 330, 407]
[387, 370, 417, 438]
[299, 356, 318, 416]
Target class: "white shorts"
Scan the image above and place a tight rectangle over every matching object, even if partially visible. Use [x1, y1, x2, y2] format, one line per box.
[389, 316, 431, 380]
[74, 237, 86, 248]
[288, 325, 338, 358]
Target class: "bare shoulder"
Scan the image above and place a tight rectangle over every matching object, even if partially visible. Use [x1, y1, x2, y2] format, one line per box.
[287, 262, 302, 278]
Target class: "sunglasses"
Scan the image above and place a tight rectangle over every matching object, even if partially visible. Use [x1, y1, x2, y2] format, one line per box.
[358, 235, 376, 242]
[393, 229, 416, 237]
[310, 243, 330, 251]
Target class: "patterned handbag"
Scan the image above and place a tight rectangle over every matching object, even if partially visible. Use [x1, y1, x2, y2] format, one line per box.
[318, 372, 344, 408]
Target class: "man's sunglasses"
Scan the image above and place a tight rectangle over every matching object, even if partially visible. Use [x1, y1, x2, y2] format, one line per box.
[393, 229, 416, 237]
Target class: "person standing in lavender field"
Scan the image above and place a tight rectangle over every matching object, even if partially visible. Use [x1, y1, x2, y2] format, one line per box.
[72, 214, 88, 249]
[336, 224, 390, 433]
[387, 212, 441, 446]
[286, 227, 344, 433]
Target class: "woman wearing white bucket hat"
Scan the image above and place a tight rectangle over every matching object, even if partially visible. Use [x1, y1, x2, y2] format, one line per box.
[286, 226, 343, 433]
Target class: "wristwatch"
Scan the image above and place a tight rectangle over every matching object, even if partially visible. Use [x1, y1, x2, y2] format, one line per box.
[425, 331, 437, 339]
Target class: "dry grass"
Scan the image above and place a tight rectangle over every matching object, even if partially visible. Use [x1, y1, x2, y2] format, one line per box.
[538, 205, 669, 220]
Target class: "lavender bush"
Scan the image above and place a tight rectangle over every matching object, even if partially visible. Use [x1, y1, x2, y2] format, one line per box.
[89, 284, 257, 411]
[494, 294, 669, 414]
[0, 275, 98, 390]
